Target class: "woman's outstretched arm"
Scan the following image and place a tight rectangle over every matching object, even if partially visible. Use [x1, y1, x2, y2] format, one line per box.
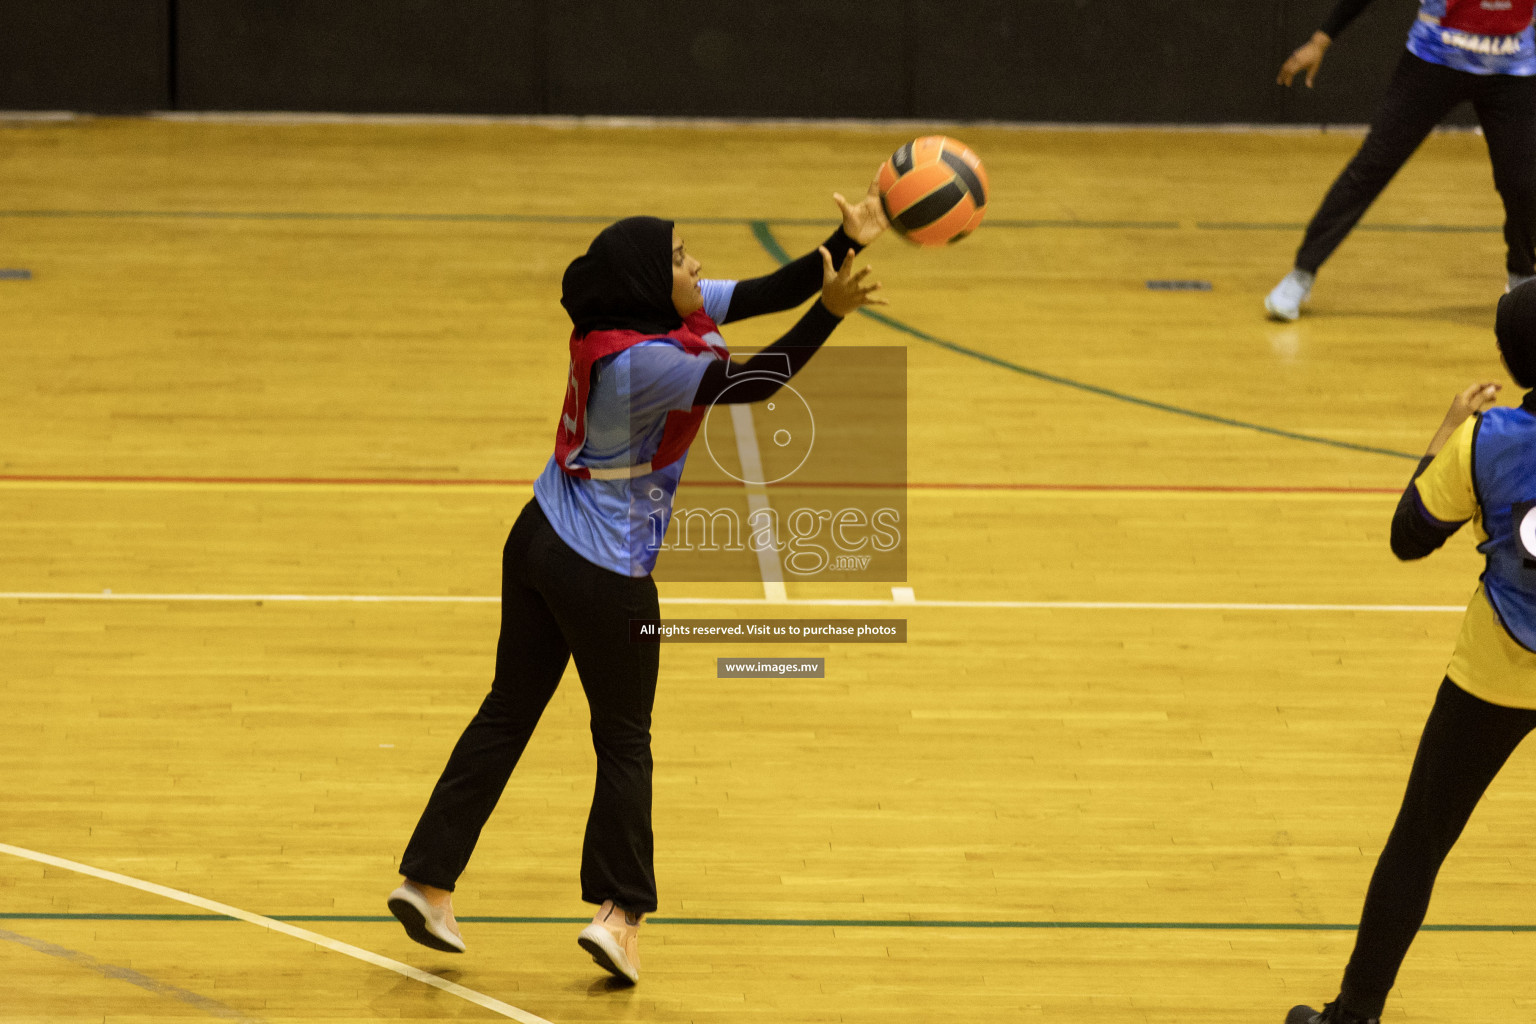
[693, 248, 884, 406]
[719, 177, 890, 324]
[720, 227, 862, 323]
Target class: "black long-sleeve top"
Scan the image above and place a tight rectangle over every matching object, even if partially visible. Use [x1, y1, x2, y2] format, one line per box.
[691, 227, 862, 406]
[1321, 0, 1379, 39]
[1390, 453, 1469, 560]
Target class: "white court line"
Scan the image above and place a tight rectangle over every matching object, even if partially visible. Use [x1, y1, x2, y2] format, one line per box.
[0, 591, 1465, 612]
[0, 843, 553, 1024]
[727, 404, 787, 603]
[659, 597, 1465, 612]
[0, 592, 497, 603]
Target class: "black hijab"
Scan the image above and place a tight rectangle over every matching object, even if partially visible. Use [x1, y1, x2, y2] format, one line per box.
[560, 216, 682, 338]
[1499, 279, 1536, 389]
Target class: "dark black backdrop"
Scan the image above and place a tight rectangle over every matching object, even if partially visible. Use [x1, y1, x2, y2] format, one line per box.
[0, 0, 1473, 124]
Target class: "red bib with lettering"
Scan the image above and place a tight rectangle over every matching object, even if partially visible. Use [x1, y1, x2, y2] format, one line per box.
[1442, 0, 1534, 37]
[553, 309, 728, 480]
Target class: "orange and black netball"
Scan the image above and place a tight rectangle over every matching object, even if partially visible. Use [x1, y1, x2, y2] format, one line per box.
[876, 135, 989, 247]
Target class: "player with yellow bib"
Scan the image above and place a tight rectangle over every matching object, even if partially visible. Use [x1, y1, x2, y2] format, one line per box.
[1289, 281, 1536, 1023]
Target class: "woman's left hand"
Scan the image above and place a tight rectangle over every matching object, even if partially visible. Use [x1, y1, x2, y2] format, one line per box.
[833, 173, 890, 246]
[818, 246, 886, 317]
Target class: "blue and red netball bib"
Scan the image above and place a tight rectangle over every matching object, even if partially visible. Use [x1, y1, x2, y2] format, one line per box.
[554, 308, 728, 480]
[1409, 0, 1536, 74]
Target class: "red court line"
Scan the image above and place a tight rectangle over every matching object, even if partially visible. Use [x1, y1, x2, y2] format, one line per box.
[0, 473, 537, 487]
[907, 482, 1399, 494]
[0, 473, 1401, 495]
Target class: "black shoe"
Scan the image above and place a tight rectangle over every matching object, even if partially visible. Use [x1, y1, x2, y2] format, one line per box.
[1287, 1002, 1379, 1024]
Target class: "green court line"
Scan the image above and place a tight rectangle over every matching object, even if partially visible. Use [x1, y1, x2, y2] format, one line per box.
[983, 219, 1182, 229]
[0, 926, 262, 1022]
[0, 209, 801, 227]
[747, 220, 1416, 462]
[4, 912, 1535, 932]
[0, 209, 1504, 234]
[0, 203, 1433, 462]
[1197, 222, 1309, 231]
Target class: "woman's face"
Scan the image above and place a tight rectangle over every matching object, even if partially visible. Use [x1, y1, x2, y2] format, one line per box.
[670, 231, 703, 316]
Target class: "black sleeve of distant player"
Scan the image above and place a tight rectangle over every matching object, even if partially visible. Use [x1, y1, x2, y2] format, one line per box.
[1390, 456, 1467, 560]
[720, 227, 862, 324]
[1320, 0, 1378, 39]
[691, 302, 842, 406]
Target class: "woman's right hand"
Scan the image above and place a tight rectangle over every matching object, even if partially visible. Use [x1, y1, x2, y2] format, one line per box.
[1278, 31, 1331, 88]
[834, 174, 890, 247]
[1425, 381, 1502, 456]
[818, 246, 885, 318]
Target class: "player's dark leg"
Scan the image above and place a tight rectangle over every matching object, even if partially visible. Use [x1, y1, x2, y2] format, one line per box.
[1471, 73, 1536, 281]
[1328, 678, 1536, 1019]
[1267, 53, 1468, 321]
[398, 499, 573, 891]
[533, 531, 659, 983]
[539, 555, 661, 916]
[1293, 53, 1469, 275]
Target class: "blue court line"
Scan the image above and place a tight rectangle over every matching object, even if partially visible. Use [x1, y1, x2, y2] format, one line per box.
[1199, 221, 1501, 234]
[3, 912, 1534, 932]
[1, 926, 263, 1021]
[748, 221, 1417, 462]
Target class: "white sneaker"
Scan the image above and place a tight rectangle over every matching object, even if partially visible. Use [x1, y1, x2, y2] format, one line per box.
[1508, 272, 1535, 293]
[1265, 269, 1315, 322]
[387, 883, 466, 953]
[577, 900, 641, 984]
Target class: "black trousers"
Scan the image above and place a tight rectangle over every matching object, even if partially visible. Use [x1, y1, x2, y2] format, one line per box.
[399, 497, 662, 914]
[1296, 51, 1536, 277]
[1337, 677, 1536, 1018]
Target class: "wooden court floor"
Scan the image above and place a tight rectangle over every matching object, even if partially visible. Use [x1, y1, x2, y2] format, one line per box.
[3, 115, 1535, 1022]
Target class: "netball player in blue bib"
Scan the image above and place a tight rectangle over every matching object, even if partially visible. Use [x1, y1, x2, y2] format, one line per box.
[385, 184, 887, 985]
[1287, 283, 1536, 1023]
[1266, 0, 1536, 320]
